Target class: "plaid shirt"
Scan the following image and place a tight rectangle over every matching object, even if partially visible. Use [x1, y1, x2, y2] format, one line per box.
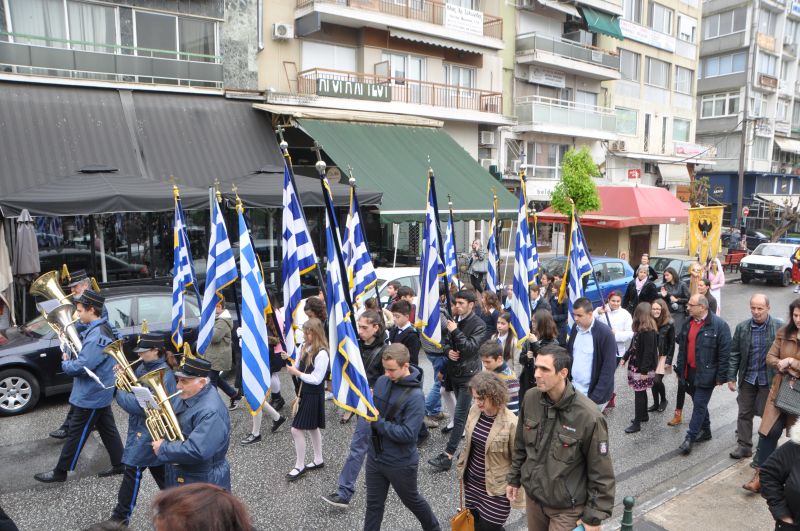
[744, 319, 769, 386]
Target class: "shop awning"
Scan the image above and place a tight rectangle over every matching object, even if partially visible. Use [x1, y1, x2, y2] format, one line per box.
[295, 119, 519, 222]
[538, 0, 581, 17]
[580, 7, 624, 40]
[755, 193, 800, 207]
[774, 137, 800, 155]
[658, 163, 691, 184]
[537, 185, 688, 228]
[230, 171, 382, 209]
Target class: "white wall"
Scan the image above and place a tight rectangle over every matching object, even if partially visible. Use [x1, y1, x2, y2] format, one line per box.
[444, 121, 479, 159]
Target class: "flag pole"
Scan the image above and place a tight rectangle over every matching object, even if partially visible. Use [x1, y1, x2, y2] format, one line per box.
[173, 183, 202, 308]
[428, 163, 453, 313]
[447, 195, 458, 287]
[216, 185, 242, 335]
[348, 167, 385, 324]
[491, 188, 500, 295]
[568, 200, 612, 327]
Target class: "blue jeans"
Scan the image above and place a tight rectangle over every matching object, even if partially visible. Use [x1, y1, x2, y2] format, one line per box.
[685, 374, 714, 441]
[336, 416, 372, 502]
[424, 355, 447, 416]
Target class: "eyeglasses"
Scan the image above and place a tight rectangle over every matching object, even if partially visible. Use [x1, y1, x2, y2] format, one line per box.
[686, 303, 699, 307]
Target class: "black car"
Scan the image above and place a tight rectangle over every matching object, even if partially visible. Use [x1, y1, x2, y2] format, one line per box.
[0, 286, 202, 416]
[649, 255, 696, 284]
[39, 249, 149, 281]
[721, 229, 770, 252]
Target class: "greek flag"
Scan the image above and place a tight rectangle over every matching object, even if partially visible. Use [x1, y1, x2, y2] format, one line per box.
[342, 187, 377, 308]
[171, 188, 198, 350]
[324, 202, 378, 421]
[282, 163, 318, 364]
[237, 206, 272, 414]
[509, 178, 532, 347]
[197, 198, 238, 356]
[529, 214, 540, 285]
[416, 174, 446, 347]
[558, 205, 594, 330]
[443, 211, 459, 286]
[486, 195, 498, 293]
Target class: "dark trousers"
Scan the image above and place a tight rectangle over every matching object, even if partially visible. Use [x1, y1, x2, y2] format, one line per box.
[675, 378, 687, 410]
[56, 405, 123, 472]
[111, 464, 166, 524]
[651, 374, 666, 406]
[469, 509, 505, 531]
[208, 370, 237, 399]
[685, 370, 714, 441]
[57, 405, 75, 431]
[0, 504, 19, 531]
[446, 377, 474, 456]
[755, 415, 786, 468]
[634, 390, 648, 422]
[470, 273, 485, 293]
[736, 381, 770, 450]
[363, 457, 440, 531]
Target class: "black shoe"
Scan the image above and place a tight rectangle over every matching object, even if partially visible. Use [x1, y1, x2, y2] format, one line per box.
[98, 465, 125, 478]
[624, 421, 641, 434]
[49, 428, 67, 439]
[428, 452, 453, 472]
[96, 519, 127, 529]
[34, 469, 67, 483]
[240, 434, 262, 446]
[657, 399, 668, 412]
[321, 492, 350, 508]
[228, 398, 240, 411]
[441, 425, 454, 434]
[679, 438, 693, 455]
[647, 404, 659, 412]
[271, 416, 287, 433]
[695, 429, 713, 443]
[272, 397, 286, 412]
[730, 446, 753, 459]
[286, 467, 306, 482]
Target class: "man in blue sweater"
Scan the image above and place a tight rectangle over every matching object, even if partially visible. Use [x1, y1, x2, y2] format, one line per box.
[364, 344, 440, 531]
[566, 297, 618, 410]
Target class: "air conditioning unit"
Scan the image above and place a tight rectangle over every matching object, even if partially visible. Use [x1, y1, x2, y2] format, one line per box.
[608, 140, 626, 152]
[479, 131, 495, 146]
[512, 159, 522, 173]
[563, 30, 593, 46]
[480, 158, 498, 170]
[272, 23, 294, 40]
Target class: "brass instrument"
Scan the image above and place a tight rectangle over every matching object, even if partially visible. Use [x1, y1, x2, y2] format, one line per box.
[45, 302, 83, 359]
[137, 368, 185, 442]
[30, 271, 71, 304]
[103, 339, 142, 392]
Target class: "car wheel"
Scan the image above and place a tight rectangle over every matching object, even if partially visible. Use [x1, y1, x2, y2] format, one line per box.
[0, 368, 40, 416]
[741, 274, 751, 284]
[782, 269, 792, 287]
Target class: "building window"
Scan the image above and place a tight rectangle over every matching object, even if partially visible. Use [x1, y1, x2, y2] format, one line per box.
[619, 49, 640, 81]
[135, 11, 216, 61]
[753, 137, 771, 160]
[758, 52, 778, 77]
[758, 9, 777, 36]
[673, 118, 691, 141]
[700, 91, 740, 118]
[446, 0, 479, 9]
[751, 93, 766, 117]
[649, 3, 673, 35]
[8, 0, 117, 51]
[778, 99, 790, 122]
[443, 64, 476, 88]
[302, 41, 357, 71]
[576, 90, 598, 108]
[67, 1, 117, 53]
[381, 52, 426, 82]
[677, 15, 697, 43]
[674, 66, 693, 94]
[787, 20, 800, 45]
[700, 52, 746, 78]
[616, 108, 638, 135]
[793, 103, 800, 128]
[702, 8, 747, 40]
[525, 142, 570, 179]
[624, 0, 643, 23]
[645, 57, 670, 88]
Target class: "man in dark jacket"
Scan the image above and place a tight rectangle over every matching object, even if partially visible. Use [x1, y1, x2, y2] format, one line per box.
[726, 293, 782, 460]
[428, 290, 486, 472]
[675, 294, 731, 455]
[566, 298, 618, 408]
[364, 344, 440, 531]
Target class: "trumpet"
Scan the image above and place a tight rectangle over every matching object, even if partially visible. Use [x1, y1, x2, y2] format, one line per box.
[103, 339, 142, 392]
[138, 368, 185, 442]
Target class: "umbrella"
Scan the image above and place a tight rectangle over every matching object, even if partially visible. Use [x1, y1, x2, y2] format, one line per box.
[0, 221, 14, 330]
[12, 209, 40, 321]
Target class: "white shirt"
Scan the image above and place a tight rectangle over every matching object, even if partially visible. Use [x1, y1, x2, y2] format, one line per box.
[572, 320, 595, 396]
[298, 349, 330, 386]
[593, 306, 633, 357]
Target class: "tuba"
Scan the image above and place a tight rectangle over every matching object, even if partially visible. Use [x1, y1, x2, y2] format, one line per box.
[44, 302, 83, 359]
[30, 270, 72, 305]
[103, 339, 141, 392]
[137, 367, 184, 442]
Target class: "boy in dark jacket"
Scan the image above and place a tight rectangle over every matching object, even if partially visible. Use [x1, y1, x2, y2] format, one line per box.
[364, 344, 440, 531]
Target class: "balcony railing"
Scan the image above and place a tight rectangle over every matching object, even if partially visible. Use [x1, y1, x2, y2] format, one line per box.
[296, 0, 503, 39]
[298, 68, 502, 113]
[516, 33, 619, 70]
[0, 31, 223, 88]
[515, 95, 616, 133]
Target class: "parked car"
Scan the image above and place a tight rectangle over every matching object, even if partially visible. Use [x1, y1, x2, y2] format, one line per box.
[740, 243, 799, 286]
[721, 229, 770, 252]
[39, 249, 149, 281]
[649, 255, 696, 284]
[0, 286, 203, 416]
[537, 256, 634, 307]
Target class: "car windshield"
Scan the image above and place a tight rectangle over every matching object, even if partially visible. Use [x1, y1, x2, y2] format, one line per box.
[752, 244, 796, 258]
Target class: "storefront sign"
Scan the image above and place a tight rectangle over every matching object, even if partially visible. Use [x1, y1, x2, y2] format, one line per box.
[627, 168, 641, 180]
[674, 142, 707, 157]
[757, 33, 776, 53]
[526, 178, 557, 200]
[713, 185, 724, 196]
[316, 78, 391, 101]
[759, 74, 778, 89]
[676, 184, 691, 202]
[528, 66, 566, 88]
[619, 19, 676, 52]
[444, 4, 484, 36]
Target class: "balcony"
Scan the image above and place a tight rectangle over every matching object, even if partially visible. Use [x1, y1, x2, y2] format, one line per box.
[0, 32, 222, 88]
[513, 96, 617, 140]
[295, 0, 503, 48]
[515, 33, 620, 81]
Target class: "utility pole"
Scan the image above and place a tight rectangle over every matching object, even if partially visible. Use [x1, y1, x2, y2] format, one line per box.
[736, 0, 759, 232]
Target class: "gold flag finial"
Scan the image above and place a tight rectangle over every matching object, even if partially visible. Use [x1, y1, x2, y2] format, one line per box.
[60, 264, 71, 283]
[141, 319, 149, 334]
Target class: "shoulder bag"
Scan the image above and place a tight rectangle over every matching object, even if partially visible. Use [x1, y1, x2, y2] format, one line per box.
[450, 477, 474, 531]
[775, 374, 800, 417]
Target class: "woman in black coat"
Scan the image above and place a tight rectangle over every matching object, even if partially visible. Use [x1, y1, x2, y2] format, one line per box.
[650, 299, 675, 413]
[549, 282, 569, 347]
[659, 267, 690, 334]
[760, 422, 800, 530]
[518, 309, 559, 399]
[620, 302, 659, 434]
[623, 265, 659, 315]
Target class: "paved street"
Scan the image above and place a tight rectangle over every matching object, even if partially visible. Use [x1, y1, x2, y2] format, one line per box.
[0, 275, 795, 530]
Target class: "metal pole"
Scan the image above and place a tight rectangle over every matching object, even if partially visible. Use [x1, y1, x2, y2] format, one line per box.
[348, 169, 385, 324]
[447, 195, 459, 286]
[502, 219, 515, 286]
[429, 168, 453, 312]
[736, 0, 758, 230]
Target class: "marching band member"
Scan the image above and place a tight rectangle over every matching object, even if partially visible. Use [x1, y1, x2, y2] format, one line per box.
[152, 356, 232, 490]
[34, 290, 124, 483]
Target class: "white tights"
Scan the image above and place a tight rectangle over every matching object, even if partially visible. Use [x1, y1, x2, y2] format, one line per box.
[271, 373, 281, 394]
[291, 427, 323, 470]
[250, 402, 280, 437]
[441, 389, 456, 429]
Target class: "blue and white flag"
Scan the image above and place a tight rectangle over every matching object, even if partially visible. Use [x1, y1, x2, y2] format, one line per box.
[509, 178, 532, 347]
[282, 163, 318, 364]
[416, 174, 446, 347]
[171, 188, 198, 351]
[486, 194, 499, 293]
[342, 187, 378, 308]
[559, 205, 594, 331]
[529, 214, 540, 285]
[322, 191, 378, 421]
[443, 211, 459, 287]
[237, 205, 272, 414]
[197, 197, 238, 356]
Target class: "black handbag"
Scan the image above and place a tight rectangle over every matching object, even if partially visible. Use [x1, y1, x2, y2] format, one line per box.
[774, 375, 800, 417]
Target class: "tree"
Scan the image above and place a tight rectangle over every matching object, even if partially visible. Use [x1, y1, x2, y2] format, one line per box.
[550, 147, 601, 216]
[689, 176, 709, 208]
[769, 196, 800, 242]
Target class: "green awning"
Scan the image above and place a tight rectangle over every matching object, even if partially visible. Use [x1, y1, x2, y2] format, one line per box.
[296, 119, 519, 223]
[581, 7, 624, 40]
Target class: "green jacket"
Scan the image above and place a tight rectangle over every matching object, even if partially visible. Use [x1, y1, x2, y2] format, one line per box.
[205, 310, 233, 372]
[727, 316, 783, 386]
[507, 382, 615, 526]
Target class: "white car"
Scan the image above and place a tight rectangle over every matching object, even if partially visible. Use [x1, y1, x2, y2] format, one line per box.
[375, 267, 421, 307]
[739, 243, 799, 286]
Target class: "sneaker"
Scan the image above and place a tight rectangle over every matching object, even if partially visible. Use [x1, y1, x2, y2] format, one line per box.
[321, 492, 350, 508]
[240, 434, 262, 446]
[794, 286, 800, 293]
[228, 398, 240, 411]
[423, 416, 440, 429]
[441, 425, 454, 434]
[695, 429, 713, 443]
[272, 396, 286, 412]
[729, 446, 753, 459]
[428, 452, 453, 472]
[271, 416, 287, 433]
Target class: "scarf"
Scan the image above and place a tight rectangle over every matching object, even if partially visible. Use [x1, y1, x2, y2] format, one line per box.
[635, 277, 646, 293]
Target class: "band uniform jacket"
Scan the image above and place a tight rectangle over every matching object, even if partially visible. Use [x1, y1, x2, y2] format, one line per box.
[115, 358, 177, 467]
[157, 383, 232, 490]
[61, 317, 116, 409]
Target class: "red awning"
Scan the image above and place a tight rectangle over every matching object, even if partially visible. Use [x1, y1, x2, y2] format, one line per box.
[537, 186, 688, 228]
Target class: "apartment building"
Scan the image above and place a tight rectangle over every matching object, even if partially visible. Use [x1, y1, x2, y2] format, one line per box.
[695, 0, 800, 227]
